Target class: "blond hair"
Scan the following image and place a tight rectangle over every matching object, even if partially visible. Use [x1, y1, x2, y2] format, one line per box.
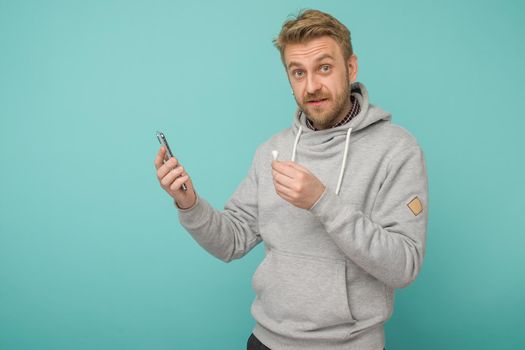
[274, 9, 353, 63]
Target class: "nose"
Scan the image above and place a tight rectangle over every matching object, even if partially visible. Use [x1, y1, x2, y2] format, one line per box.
[306, 74, 322, 95]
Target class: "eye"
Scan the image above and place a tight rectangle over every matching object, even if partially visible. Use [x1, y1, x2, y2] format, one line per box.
[293, 70, 305, 79]
[320, 64, 331, 73]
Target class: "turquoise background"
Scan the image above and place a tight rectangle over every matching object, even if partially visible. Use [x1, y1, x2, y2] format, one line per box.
[1, 0, 524, 349]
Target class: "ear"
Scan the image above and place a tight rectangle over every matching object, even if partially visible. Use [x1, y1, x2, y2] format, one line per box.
[347, 54, 358, 82]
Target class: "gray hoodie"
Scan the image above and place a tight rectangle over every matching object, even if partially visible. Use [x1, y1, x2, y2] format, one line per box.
[178, 82, 428, 350]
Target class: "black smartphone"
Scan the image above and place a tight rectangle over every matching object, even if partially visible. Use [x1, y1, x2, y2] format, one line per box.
[156, 131, 187, 191]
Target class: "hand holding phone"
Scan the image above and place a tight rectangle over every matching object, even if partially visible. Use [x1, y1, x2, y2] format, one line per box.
[156, 131, 187, 191]
[154, 131, 197, 209]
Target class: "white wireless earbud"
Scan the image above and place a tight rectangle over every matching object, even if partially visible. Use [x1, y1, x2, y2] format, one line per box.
[272, 150, 279, 160]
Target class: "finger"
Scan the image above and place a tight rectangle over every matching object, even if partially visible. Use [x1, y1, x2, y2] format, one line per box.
[170, 174, 189, 191]
[157, 157, 180, 180]
[272, 169, 296, 190]
[283, 160, 311, 175]
[272, 161, 296, 179]
[154, 146, 166, 169]
[273, 175, 297, 197]
[278, 161, 311, 184]
[160, 165, 185, 187]
[274, 182, 296, 202]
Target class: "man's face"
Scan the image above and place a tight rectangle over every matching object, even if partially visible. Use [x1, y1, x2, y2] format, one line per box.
[284, 36, 358, 129]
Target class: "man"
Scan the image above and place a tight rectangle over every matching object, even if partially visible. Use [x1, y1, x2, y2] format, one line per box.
[154, 9, 428, 350]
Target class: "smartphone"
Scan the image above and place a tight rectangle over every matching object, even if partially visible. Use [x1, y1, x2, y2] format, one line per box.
[156, 131, 188, 191]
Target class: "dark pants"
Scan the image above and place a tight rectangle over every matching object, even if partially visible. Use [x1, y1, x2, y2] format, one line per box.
[247, 333, 271, 350]
[247, 333, 385, 350]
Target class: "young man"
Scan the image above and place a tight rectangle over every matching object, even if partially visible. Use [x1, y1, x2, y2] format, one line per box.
[154, 9, 428, 350]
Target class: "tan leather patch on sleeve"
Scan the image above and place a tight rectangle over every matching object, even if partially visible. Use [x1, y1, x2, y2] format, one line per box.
[407, 196, 423, 216]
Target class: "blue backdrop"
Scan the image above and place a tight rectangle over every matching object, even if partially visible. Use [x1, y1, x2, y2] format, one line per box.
[1, 0, 524, 349]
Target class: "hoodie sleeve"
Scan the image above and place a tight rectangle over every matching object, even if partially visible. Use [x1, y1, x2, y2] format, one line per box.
[308, 145, 428, 289]
[176, 149, 262, 263]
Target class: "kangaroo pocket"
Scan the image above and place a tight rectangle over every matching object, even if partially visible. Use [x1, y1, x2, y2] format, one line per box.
[251, 249, 356, 339]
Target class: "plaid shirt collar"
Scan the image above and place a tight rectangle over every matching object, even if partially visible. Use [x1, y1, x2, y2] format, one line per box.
[305, 94, 360, 131]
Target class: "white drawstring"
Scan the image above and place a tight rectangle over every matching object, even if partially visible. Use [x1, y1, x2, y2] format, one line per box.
[335, 127, 352, 195]
[290, 125, 353, 196]
[291, 126, 302, 162]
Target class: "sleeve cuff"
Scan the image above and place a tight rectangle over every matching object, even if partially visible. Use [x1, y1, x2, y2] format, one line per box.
[176, 194, 210, 228]
[308, 187, 356, 228]
[175, 191, 199, 211]
[308, 186, 334, 214]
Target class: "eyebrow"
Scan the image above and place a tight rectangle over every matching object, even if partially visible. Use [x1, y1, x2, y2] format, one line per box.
[287, 53, 335, 70]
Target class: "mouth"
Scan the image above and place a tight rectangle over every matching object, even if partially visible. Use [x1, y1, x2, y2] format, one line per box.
[306, 98, 328, 106]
